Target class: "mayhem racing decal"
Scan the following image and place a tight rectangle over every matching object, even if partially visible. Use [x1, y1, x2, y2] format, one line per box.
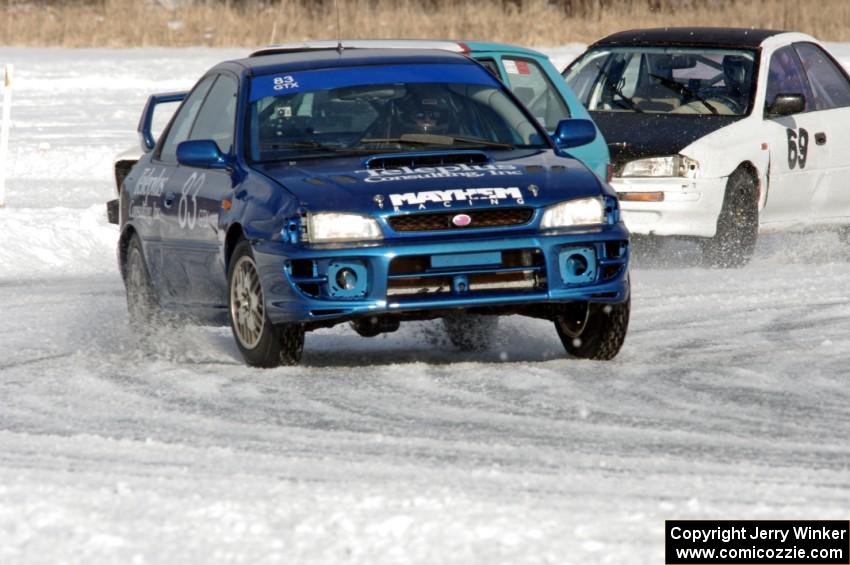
[357, 163, 522, 184]
[386, 186, 524, 211]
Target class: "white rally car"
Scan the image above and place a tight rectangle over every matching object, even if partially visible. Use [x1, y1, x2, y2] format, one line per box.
[564, 27, 850, 266]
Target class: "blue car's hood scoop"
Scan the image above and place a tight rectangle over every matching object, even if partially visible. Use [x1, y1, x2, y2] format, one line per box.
[363, 150, 490, 171]
[253, 150, 606, 214]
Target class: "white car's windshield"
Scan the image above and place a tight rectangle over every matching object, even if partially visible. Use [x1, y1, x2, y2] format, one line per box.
[564, 46, 757, 116]
[247, 64, 548, 162]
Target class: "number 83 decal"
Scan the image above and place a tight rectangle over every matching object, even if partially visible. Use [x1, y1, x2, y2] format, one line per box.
[786, 127, 809, 170]
[178, 172, 206, 230]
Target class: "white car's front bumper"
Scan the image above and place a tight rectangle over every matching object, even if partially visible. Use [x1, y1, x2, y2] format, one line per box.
[612, 176, 727, 238]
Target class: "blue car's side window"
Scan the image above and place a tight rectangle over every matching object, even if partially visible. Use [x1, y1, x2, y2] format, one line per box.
[158, 75, 216, 163]
[189, 74, 238, 154]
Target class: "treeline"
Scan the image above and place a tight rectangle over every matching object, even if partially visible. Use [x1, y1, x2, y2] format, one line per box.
[4, 0, 738, 12]
[1, 0, 847, 47]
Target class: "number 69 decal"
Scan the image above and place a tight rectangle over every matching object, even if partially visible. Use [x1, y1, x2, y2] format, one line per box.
[787, 127, 809, 170]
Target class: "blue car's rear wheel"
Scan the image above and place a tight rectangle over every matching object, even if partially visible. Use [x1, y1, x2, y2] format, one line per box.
[228, 240, 304, 367]
[555, 297, 630, 360]
[125, 234, 159, 332]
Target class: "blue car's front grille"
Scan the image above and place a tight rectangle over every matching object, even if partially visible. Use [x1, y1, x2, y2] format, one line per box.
[386, 248, 546, 298]
[388, 207, 534, 232]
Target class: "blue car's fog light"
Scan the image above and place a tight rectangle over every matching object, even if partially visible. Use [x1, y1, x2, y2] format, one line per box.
[326, 261, 368, 298]
[559, 246, 597, 285]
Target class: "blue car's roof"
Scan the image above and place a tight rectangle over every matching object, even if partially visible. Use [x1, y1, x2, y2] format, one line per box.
[226, 48, 476, 77]
[250, 40, 548, 60]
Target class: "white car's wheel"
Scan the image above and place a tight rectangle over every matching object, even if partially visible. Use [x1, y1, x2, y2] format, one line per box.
[702, 168, 758, 268]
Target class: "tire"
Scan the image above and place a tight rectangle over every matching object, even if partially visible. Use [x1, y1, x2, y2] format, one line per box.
[701, 168, 759, 268]
[124, 234, 160, 332]
[228, 240, 304, 367]
[442, 313, 498, 352]
[554, 297, 630, 360]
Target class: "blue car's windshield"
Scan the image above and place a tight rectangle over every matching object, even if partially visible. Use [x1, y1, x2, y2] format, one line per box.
[247, 64, 548, 162]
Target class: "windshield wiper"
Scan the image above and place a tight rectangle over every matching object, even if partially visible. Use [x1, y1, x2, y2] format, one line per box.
[359, 133, 514, 150]
[595, 63, 643, 113]
[260, 140, 341, 152]
[649, 73, 718, 115]
[450, 135, 515, 150]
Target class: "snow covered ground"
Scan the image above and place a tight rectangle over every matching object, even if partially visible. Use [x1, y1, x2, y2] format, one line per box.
[1, 46, 850, 564]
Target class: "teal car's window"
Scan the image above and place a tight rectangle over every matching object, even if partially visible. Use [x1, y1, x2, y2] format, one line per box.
[565, 46, 758, 116]
[475, 58, 503, 80]
[159, 75, 216, 162]
[502, 57, 570, 130]
[249, 82, 546, 162]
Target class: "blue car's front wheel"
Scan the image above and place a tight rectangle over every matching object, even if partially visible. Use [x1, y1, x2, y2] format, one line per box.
[554, 296, 630, 361]
[228, 240, 304, 367]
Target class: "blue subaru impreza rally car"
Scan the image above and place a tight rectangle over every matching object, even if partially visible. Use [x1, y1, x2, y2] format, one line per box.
[114, 48, 630, 367]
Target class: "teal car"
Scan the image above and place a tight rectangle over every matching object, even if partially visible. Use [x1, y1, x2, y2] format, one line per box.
[251, 40, 611, 181]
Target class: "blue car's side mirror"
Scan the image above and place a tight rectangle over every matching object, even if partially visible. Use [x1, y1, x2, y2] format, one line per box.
[177, 139, 230, 170]
[553, 119, 597, 149]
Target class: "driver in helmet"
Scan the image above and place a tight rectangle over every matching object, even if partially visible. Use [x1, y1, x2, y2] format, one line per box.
[722, 55, 754, 109]
[395, 86, 455, 136]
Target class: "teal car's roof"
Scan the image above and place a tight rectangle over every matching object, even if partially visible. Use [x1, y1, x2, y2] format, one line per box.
[459, 40, 547, 58]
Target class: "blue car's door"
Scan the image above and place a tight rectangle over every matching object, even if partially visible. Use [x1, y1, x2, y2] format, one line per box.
[141, 75, 215, 301]
[152, 73, 236, 308]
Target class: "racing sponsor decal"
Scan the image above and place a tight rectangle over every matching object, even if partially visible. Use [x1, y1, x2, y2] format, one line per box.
[387, 186, 524, 211]
[129, 202, 162, 222]
[130, 167, 169, 222]
[135, 167, 169, 205]
[357, 163, 522, 183]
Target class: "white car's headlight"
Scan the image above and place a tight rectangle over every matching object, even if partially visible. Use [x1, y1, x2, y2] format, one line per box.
[620, 155, 698, 177]
[540, 197, 606, 229]
[306, 212, 383, 243]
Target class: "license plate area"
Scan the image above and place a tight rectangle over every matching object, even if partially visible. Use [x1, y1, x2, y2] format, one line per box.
[430, 251, 502, 270]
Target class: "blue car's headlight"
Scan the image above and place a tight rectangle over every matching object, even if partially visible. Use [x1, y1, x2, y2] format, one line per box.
[540, 197, 605, 228]
[306, 212, 383, 243]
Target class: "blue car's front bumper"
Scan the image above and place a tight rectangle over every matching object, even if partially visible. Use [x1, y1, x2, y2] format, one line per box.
[253, 224, 629, 326]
